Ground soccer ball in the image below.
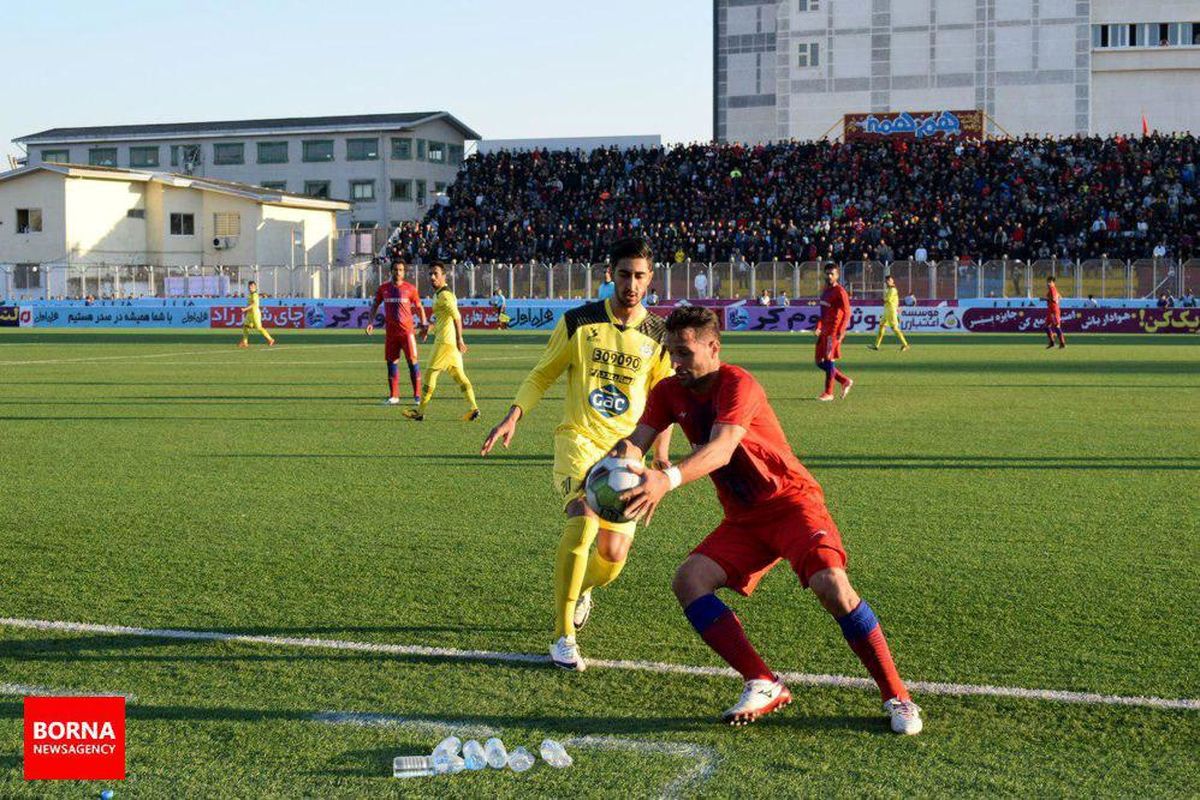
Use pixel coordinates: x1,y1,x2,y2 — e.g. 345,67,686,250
585,457,643,524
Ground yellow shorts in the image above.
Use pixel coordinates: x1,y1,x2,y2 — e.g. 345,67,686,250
429,344,463,372
880,313,900,328
243,315,263,331
552,430,636,537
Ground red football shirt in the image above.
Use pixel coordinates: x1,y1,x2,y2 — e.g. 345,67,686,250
1046,285,1061,315
639,364,823,515
374,281,421,331
817,284,850,336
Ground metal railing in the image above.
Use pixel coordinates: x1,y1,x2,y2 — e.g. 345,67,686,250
1,258,1195,302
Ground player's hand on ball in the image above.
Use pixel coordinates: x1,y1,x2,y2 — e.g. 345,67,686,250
650,457,672,470
607,439,642,462
619,462,669,526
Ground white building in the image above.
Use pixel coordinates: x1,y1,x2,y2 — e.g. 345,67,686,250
13,111,480,228
714,0,1200,142
0,164,350,298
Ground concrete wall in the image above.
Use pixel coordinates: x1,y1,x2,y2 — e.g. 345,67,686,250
1093,49,1200,134
63,176,147,265
256,203,338,267
0,170,67,265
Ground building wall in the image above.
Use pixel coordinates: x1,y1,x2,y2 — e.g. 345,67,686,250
257,203,338,267
63,176,148,265
199,193,261,269
717,0,1200,142
152,184,206,266
23,118,466,227
0,170,67,266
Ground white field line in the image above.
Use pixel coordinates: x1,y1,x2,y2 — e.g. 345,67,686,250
2,617,1196,712
0,349,217,366
0,682,136,701
311,711,717,799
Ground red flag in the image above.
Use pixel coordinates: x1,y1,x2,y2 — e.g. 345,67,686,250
1142,113,1150,137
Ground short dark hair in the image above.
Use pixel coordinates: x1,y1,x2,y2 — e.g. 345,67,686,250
665,305,720,341
824,262,838,272
1047,275,1056,283
609,236,653,267
429,262,446,274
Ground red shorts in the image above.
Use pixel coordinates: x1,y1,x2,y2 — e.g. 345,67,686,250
815,334,841,362
693,493,848,596
385,329,418,363
1046,312,1061,327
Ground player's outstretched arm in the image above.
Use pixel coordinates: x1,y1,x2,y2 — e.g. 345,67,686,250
365,300,381,335
621,423,747,523
481,405,523,455
650,425,674,469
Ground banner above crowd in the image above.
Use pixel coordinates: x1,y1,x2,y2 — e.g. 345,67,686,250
845,109,984,141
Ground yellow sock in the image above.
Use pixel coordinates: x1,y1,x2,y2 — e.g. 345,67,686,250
457,373,478,410
580,549,625,594
553,515,598,638
419,369,440,414
896,325,909,347
874,326,885,348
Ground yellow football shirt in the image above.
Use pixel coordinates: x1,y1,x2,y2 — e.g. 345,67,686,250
513,299,673,448
883,287,899,316
245,290,262,323
431,286,461,345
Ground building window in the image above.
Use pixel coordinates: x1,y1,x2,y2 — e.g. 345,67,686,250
126,208,146,219
15,264,41,290
169,213,195,236
391,179,412,201
303,140,334,162
416,179,427,205
213,212,241,236
391,138,413,160
257,141,289,164
798,0,819,10
352,220,377,230
428,141,446,163
259,181,287,191
797,41,820,67
434,182,447,193
41,149,69,164
350,180,376,201
213,143,245,165
129,146,160,168
16,208,43,233
304,180,331,198
416,139,427,160
346,138,379,161
447,144,464,166
89,148,117,167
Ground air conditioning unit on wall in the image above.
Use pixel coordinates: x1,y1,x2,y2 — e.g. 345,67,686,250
213,236,238,250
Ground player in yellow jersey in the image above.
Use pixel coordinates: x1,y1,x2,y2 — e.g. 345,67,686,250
871,274,909,351
481,237,674,671
238,281,276,348
404,263,479,422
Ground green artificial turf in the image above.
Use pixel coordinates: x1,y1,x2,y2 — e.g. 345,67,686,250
1,329,1197,798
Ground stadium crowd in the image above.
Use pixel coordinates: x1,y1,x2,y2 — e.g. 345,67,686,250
384,134,1199,266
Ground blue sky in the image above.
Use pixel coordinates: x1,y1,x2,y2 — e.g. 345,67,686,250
2,0,713,163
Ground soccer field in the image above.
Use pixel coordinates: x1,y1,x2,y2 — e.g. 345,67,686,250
1,329,1197,798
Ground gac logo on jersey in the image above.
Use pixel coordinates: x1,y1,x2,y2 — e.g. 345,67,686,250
588,384,630,418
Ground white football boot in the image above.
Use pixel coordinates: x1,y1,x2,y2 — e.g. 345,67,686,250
550,636,586,672
883,697,923,735
573,590,593,631
383,396,400,406
721,678,792,726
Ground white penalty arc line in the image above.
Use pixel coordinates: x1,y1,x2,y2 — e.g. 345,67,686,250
2,617,1196,712
311,711,717,800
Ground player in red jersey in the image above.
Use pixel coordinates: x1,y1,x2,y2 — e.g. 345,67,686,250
1044,275,1066,349
366,260,429,405
814,263,853,401
610,306,922,734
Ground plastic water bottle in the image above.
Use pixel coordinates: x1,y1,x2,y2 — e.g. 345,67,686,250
484,737,508,769
463,739,487,770
539,739,573,768
393,755,435,778
432,752,465,775
507,745,535,772
433,736,461,758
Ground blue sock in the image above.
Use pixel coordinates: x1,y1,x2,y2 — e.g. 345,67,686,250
387,362,399,381
684,593,730,634
837,600,879,643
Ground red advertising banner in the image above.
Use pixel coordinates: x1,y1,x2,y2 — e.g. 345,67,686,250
845,110,984,141
24,696,125,781
209,306,307,329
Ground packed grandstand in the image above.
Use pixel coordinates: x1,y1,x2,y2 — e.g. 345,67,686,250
384,134,1199,267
